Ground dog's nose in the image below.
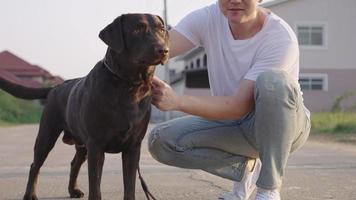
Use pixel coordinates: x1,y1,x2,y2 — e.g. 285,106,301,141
155,46,169,56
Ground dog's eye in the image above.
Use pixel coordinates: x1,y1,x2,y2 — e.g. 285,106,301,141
133,29,141,34
159,26,166,34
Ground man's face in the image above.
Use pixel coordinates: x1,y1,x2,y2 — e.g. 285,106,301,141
219,0,261,23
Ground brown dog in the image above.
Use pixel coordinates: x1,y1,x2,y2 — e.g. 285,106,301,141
0,14,169,200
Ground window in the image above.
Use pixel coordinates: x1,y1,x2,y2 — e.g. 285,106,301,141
196,58,200,68
185,70,210,88
296,23,326,47
203,54,207,67
190,62,194,69
299,74,328,91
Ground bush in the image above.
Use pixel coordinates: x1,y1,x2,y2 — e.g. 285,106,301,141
0,90,42,124
311,112,356,134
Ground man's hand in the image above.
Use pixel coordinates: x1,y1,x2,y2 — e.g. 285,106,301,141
151,76,180,111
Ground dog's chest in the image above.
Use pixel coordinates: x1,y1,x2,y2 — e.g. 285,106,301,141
130,70,154,103
103,96,151,153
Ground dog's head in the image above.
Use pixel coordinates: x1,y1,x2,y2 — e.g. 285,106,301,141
99,14,169,66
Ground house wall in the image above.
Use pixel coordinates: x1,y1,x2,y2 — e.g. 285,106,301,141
265,0,356,112
267,0,356,70
301,68,356,112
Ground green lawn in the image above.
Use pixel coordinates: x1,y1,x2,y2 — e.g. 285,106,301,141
0,90,42,125
311,112,356,143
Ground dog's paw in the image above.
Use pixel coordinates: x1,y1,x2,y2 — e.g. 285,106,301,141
23,194,38,200
70,189,85,198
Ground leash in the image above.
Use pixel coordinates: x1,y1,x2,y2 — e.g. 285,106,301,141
102,58,142,86
138,165,157,200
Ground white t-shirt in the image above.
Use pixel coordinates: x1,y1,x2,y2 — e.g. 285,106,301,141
174,2,300,97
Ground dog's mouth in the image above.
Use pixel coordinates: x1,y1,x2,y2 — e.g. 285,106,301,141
156,55,169,65
138,55,169,66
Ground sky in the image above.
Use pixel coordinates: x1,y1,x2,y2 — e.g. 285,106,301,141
0,0,273,79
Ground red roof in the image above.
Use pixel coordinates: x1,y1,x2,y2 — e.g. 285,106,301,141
48,76,64,85
0,51,40,70
0,69,43,88
0,50,64,87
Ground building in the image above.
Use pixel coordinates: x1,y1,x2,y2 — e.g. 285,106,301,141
171,0,356,112
0,50,63,87
176,47,210,96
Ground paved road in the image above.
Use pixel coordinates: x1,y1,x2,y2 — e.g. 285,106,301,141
0,124,355,200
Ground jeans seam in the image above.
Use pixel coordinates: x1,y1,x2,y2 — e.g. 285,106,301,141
172,122,246,166
175,121,239,148
185,147,236,162
291,112,311,148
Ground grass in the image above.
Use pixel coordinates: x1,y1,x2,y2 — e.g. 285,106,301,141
0,90,42,125
0,119,14,126
311,112,356,134
311,112,356,143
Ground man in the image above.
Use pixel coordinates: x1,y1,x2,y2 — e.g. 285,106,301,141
148,0,311,199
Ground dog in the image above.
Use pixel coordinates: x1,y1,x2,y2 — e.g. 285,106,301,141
0,13,169,200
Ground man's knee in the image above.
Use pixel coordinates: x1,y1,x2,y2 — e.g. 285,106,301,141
148,122,177,164
255,69,296,105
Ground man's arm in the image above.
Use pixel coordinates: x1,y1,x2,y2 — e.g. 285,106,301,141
168,30,195,58
152,77,255,120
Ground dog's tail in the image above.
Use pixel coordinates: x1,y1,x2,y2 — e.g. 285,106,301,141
138,165,157,200
0,77,52,99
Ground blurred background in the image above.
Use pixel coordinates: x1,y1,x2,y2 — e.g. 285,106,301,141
0,0,355,142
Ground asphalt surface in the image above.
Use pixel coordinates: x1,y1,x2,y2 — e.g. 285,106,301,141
0,124,355,200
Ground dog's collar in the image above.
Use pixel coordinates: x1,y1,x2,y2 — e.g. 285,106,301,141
102,59,142,86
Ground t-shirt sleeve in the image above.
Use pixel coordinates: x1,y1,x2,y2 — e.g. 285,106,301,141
244,38,299,81
173,7,210,46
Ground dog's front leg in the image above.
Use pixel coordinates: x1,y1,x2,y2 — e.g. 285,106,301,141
122,145,141,200
68,145,87,198
87,140,105,200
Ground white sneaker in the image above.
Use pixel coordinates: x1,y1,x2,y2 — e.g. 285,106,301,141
218,159,262,200
218,192,243,200
255,188,280,200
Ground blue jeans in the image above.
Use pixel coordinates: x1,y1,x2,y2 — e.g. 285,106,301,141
148,69,311,189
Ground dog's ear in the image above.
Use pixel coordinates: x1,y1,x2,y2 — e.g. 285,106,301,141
156,15,165,27
99,15,125,53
